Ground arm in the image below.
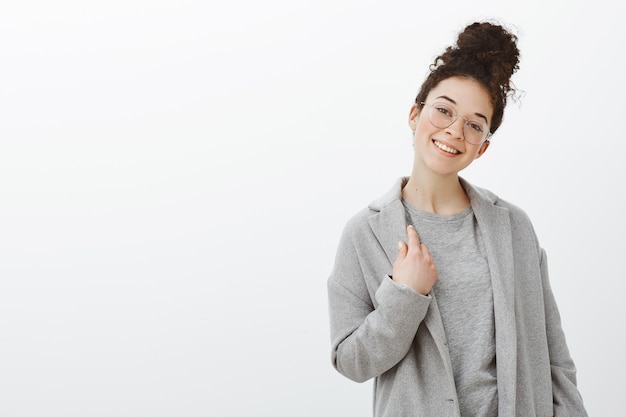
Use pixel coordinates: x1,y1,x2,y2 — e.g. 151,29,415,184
327,224,434,383
540,249,588,417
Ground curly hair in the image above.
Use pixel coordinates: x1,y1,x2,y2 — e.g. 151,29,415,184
414,21,521,134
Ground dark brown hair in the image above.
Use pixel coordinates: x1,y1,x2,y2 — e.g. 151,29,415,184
414,21,520,134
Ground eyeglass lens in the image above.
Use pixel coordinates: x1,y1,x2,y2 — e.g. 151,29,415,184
428,102,487,145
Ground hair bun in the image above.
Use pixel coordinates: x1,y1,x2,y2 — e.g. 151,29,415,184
449,21,520,80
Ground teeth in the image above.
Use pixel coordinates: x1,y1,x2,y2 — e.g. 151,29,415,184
434,140,459,154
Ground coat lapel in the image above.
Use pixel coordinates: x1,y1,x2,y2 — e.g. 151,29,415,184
367,178,457,381
367,198,407,264
462,178,518,416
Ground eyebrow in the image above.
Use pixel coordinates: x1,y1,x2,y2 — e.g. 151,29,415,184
435,95,489,124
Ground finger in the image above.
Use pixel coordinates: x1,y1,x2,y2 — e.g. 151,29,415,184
396,241,407,260
420,243,431,257
407,225,421,249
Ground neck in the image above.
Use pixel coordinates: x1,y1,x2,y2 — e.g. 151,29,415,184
402,173,470,215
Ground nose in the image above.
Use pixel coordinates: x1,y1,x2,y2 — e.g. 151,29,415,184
445,117,466,140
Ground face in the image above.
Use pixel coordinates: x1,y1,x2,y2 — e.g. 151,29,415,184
408,76,493,177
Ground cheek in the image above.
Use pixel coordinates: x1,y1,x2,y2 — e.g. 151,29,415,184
414,116,436,140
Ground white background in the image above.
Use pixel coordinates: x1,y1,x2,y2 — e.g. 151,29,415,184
1,1,624,416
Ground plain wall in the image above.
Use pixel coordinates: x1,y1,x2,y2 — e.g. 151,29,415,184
1,1,624,416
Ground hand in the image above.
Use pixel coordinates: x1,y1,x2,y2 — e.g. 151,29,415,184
392,225,438,295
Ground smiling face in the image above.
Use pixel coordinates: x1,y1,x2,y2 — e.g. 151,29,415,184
409,76,493,178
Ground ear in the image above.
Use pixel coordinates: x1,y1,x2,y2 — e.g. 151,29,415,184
474,140,490,159
408,103,420,130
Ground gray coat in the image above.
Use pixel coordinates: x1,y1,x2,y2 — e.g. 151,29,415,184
328,177,587,417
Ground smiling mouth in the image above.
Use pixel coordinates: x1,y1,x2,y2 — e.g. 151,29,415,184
433,139,460,155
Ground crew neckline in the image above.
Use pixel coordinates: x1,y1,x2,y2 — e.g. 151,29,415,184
402,198,473,222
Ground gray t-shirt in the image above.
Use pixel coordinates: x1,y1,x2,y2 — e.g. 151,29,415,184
403,200,498,417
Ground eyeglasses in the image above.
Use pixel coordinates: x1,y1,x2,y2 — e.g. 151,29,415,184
420,101,491,145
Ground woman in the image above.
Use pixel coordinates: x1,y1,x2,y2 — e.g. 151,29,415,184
327,21,588,417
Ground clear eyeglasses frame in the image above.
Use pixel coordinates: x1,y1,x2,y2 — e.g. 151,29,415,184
419,101,491,145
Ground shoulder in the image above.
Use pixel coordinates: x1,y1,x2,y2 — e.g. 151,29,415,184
494,194,533,224
468,181,541,251
462,177,533,224
340,206,377,242
341,177,405,238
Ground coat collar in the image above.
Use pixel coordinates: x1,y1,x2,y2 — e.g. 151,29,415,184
367,177,518,414
366,177,502,264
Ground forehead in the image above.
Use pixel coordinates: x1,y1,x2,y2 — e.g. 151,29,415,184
427,77,493,122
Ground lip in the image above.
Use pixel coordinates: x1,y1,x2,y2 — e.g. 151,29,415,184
432,139,462,156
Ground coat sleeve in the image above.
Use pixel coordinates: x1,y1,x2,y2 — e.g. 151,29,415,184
327,219,431,383
540,249,588,417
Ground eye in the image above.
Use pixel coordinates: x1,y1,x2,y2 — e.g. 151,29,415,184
434,104,453,117
468,121,484,133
